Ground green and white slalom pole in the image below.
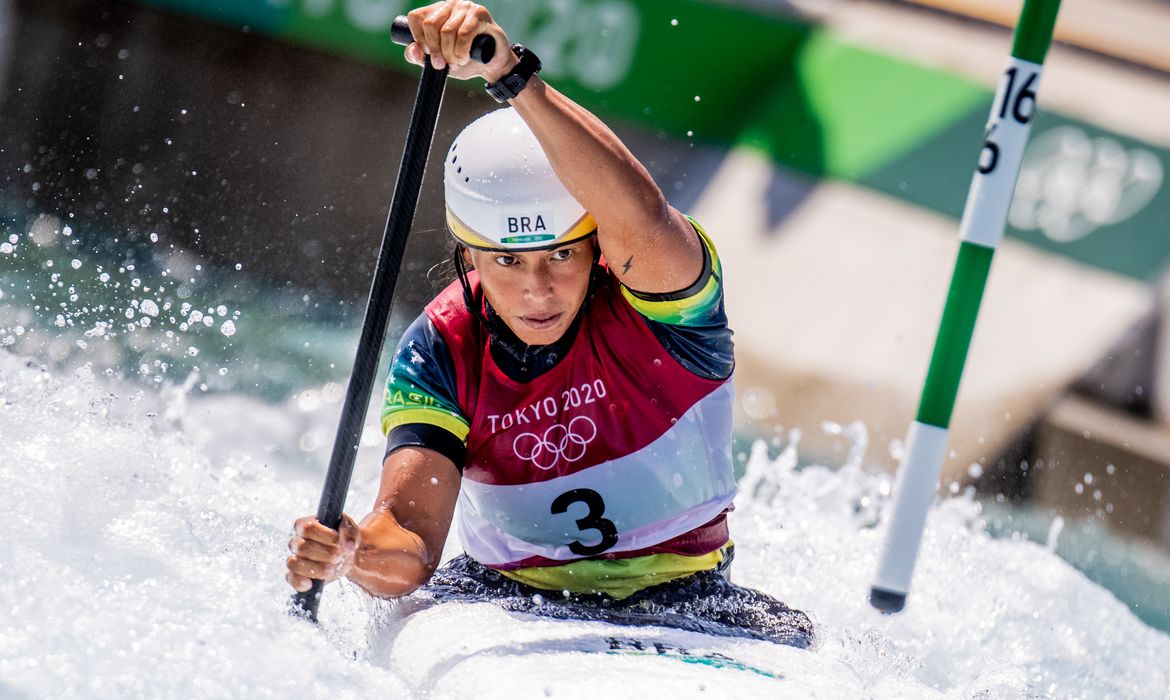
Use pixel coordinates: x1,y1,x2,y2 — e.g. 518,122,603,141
869,0,1061,614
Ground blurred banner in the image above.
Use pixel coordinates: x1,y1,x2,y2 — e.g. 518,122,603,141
133,0,811,145
131,0,1168,283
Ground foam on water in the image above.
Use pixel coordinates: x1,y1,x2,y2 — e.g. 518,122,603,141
2,352,1168,698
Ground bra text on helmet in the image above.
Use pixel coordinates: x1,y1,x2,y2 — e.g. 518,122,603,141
507,215,547,233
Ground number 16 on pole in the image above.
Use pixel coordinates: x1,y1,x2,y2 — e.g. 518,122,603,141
869,0,1061,614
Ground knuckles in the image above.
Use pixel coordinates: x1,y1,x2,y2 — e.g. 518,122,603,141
286,556,332,579
411,1,491,44
286,515,354,590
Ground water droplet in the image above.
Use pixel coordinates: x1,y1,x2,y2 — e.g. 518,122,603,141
670,18,678,26
693,95,701,102
742,386,777,420
219,320,236,337
187,346,199,357
0,243,12,254
141,300,160,317
70,259,82,269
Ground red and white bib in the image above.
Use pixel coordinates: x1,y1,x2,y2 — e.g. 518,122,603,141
426,270,735,569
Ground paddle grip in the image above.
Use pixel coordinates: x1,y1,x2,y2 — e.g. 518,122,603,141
390,16,496,64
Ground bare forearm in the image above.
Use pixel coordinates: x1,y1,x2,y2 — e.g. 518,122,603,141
511,77,670,234
345,511,437,598
347,549,431,598
510,77,701,292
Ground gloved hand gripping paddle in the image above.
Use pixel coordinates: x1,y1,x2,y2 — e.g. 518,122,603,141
289,18,495,623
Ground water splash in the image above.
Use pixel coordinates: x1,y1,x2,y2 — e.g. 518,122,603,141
0,354,1168,697
0,212,358,401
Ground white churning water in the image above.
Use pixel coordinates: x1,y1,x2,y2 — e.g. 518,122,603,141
1,351,1168,698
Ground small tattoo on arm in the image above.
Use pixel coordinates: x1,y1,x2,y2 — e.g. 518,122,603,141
622,255,633,274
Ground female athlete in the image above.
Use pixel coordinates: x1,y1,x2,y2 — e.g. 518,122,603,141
286,0,812,646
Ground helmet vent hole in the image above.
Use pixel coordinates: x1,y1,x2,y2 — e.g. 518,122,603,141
464,177,470,182
457,166,462,173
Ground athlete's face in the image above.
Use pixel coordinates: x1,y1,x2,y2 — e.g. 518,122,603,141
467,240,595,346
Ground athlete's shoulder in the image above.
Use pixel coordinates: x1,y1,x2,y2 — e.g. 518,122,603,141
617,216,726,328
426,273,489,357
426,276,473,326
381,310,470,466
608,217,734,380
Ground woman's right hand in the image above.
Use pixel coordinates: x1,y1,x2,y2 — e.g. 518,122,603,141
286,447,461,598
285,513,360,593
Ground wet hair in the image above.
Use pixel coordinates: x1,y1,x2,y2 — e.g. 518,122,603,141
427,235,463,290
452,241,491,329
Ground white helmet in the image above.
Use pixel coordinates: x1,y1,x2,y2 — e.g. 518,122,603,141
443,108,596,252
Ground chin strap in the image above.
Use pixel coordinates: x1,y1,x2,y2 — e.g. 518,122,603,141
453,245,491,330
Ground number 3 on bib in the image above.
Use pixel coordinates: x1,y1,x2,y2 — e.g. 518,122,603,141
551,488,619,556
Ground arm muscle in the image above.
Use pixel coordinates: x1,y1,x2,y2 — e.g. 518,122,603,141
346,446,460,598
511,79,703,294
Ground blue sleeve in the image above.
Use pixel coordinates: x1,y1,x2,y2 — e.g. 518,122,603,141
380,312,468,469
618,217,734,381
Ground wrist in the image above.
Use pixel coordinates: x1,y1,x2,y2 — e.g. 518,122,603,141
485,44,541,103
484,50,520,84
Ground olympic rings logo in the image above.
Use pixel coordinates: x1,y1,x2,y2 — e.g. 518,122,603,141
1010,126,1163,244
512,415,597,471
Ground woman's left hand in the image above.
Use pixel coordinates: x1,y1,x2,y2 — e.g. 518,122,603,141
404,1,518,82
